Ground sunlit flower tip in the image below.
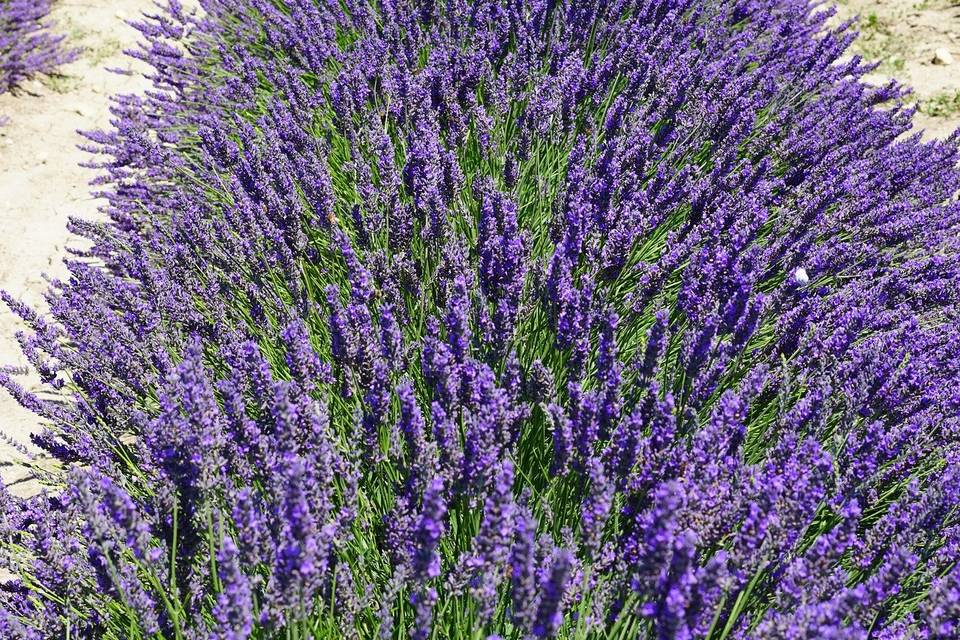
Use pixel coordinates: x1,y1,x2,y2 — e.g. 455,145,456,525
793,267,810,285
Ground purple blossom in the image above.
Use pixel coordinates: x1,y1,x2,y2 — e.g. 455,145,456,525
533,549,574,638
412,477,447,583
459,459,516,620
212,535,254,640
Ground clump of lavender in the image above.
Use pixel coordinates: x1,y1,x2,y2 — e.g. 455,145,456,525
2,0,960,638
0,0,75,94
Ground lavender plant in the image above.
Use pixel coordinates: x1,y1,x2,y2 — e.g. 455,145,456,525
2,0,960,638
0,0,75,94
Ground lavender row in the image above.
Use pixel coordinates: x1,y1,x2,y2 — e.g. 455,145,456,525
2,0,960,638
0,0,75,94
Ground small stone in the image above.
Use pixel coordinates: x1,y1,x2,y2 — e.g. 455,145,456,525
793,267,810,285
23,79,44,94
933,48,954,65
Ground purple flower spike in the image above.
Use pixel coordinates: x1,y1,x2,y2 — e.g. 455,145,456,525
533,550,574,638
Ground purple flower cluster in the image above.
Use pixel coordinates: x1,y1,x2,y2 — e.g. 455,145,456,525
2,0,960,637
0,0,75,94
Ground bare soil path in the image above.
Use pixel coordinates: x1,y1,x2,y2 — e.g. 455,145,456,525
0,0,155,487
835,0,960,138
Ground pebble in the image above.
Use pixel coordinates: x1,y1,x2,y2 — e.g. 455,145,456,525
933,48,954,65
23,79,44,94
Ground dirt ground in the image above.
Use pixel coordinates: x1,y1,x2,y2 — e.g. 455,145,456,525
0,0,155,487
0,0,957,489
835,0,960,139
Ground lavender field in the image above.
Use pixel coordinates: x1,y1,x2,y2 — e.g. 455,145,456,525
1,0,960,638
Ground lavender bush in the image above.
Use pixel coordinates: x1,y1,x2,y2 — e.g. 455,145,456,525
2,0,960,637
0,0,75,94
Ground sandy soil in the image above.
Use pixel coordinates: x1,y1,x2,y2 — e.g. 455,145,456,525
835,0,960,138
0,0,155,487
